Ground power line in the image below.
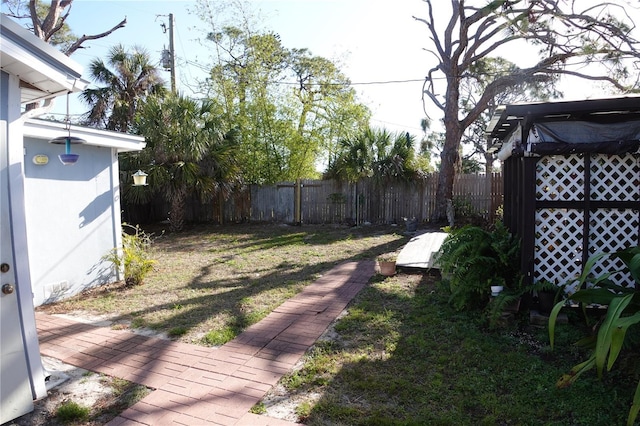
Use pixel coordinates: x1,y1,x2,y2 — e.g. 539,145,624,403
182,60,426,87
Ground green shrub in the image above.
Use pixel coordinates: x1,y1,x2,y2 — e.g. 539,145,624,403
103,224,156,286
436,222,520,311
55,401,90,424
452,195,487,226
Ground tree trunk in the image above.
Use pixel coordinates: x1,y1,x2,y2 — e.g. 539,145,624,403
485,151,494,221
169,189,186,232
431,106,463,223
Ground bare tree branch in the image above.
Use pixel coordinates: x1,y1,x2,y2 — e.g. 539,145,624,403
64,17,127,55
414,0,640,221
26,0,127,57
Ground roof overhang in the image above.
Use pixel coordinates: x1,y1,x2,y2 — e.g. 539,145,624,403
1,14,89,104
24,119,146,153
486,96,640,142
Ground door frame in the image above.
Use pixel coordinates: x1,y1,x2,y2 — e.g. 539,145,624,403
4,73,47,401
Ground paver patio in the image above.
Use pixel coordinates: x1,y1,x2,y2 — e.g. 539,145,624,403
35,260,375,425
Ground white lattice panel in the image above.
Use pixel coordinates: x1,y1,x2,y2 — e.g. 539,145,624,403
534,208,583,287
536,155,585,201
590,154,640,202
589,209,639,288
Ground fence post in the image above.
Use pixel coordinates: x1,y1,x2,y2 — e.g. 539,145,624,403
294,178,302,225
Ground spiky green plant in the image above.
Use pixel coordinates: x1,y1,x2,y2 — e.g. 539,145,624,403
549,245,640,426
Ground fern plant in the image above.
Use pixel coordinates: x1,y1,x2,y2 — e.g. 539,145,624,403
436,222,520,311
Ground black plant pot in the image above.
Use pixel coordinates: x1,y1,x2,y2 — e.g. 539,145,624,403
537,290,556,314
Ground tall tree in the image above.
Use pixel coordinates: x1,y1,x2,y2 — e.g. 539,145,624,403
415,0,640,222
80,44,166,132
203,25,292,183
461,57,561,174
286,48,369,180
193,0,370,183
3,0,126,55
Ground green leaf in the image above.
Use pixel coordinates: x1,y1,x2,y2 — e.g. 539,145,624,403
594,295,633,378
577,252,610,286
613,247,640,283
608,312,640,371
569,287,621,305
557,356,596,389
548,300,567,350
628,379,640,426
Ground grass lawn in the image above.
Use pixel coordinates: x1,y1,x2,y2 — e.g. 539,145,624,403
279,272,639,425
38,224,639,425
39,223,408,345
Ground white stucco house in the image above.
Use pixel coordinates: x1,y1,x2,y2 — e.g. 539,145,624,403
23,119,145,307
1,14,145,423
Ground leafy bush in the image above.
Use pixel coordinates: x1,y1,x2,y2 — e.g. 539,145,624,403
452,195,487,226
103,224,156,286
549,245,640,426
436,222,520,311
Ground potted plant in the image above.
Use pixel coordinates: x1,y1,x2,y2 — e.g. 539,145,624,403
376,253,398,276
490,278,505,297
404,217,418,233
534,280,563,314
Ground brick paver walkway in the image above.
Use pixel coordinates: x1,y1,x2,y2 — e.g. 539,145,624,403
36,261,375,425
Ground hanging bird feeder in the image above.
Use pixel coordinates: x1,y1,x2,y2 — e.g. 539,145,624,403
132,170,148,186
48,93,85,165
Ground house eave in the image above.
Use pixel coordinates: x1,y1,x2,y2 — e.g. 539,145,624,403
24,119,146,152
0,15,89,104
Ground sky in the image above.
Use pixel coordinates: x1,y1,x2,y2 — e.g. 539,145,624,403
5,0,639,137
15,0,432,135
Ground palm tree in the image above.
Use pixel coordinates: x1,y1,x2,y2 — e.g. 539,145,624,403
371,129,422,183
81,44,166,132
325,127,422,225
132,94,239,231
327,127,420,183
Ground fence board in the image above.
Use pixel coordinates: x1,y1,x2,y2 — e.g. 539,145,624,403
126,173,503,225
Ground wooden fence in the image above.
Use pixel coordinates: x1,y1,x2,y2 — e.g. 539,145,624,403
125,173,503,225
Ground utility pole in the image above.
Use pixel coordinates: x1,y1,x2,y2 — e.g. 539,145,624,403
168,13,176,93
159,14,176,93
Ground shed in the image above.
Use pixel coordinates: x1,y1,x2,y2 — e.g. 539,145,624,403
486,97,640,292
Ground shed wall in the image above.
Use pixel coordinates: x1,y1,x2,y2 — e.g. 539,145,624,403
517,152,640,290
23,138,121,306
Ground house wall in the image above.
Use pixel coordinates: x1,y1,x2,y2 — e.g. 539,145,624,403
23,137,122,306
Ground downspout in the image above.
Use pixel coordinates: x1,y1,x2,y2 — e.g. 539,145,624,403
20,96,56,120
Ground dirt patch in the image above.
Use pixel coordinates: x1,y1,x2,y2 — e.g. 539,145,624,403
256,309,349,422
261,383,322,422
7,357,122,426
